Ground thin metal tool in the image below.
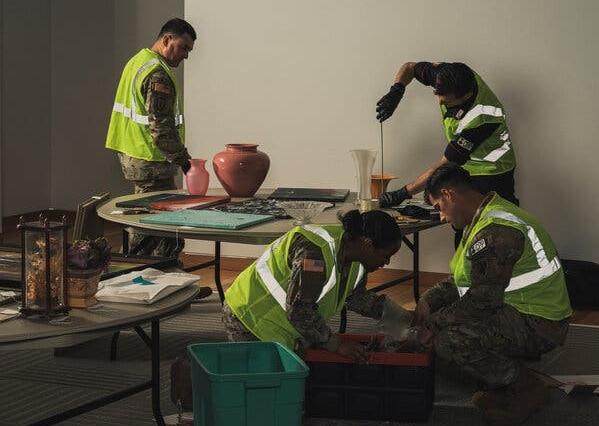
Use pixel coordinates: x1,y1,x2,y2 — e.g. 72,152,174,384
380,121,384,196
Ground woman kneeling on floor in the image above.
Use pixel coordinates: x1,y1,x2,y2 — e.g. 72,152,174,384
223,209,408,362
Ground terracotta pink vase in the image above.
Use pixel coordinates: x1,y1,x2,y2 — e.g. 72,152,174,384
212,144,270,197
185,159,210,195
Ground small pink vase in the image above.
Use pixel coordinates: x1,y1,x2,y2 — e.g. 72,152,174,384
185,159,210,195
212,144,270,197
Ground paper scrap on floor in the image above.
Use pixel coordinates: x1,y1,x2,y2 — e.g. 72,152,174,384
96,268,199,304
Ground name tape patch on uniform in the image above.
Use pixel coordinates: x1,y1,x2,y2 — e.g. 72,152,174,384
469,238,487,256
457,136,474,151
303,258,325,273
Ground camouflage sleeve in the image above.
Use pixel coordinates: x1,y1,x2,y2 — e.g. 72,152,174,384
421,275,459,313
285,235,338,352
427,224,524,333
345,274,386,320
143,69,190,168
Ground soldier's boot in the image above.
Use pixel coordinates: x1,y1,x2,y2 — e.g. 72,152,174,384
472,369,548,426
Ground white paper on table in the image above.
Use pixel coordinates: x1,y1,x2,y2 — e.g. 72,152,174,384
0,308,20,323
550,375,599,395
96,268,200,304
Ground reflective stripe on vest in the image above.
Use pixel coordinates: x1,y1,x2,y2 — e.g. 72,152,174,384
456,104,504,134
455,104,513,165
111,58,184,127
254,226,364,310
470,130,511,162
112,102,183,126
483,210,562,293
302,225,365,298
458,255,564,300
254,235,287,309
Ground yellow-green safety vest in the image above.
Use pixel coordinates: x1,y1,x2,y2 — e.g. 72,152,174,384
450,193,572,320
105,48,185,161
442,74,516,176
225,225,366,349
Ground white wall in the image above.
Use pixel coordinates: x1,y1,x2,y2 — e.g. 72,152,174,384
114,0,185,91
50,0,122,209
50,0,184,209
184,0,599,272
1,0,52,216
0,2,3,232
0,0,184,217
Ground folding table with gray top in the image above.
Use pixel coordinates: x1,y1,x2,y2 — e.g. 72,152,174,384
0,285,199,426
98,189,445,315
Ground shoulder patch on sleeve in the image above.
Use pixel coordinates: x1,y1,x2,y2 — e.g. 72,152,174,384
303,258,325,273
468,238,487,257
151,82,173,95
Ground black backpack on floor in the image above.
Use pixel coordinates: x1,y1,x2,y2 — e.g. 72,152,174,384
562,259,599,309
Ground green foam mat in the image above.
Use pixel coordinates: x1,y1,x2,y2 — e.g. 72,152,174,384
140,209,275,230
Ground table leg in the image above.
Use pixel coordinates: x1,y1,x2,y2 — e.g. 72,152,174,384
412,232,420,302
26,321,169,425
340,232,421,333
184,241,225,304
110,331,120,361
28,382,152,426
151,320,166,426
122,228,129,255
369,232,420,298
214,241,224,304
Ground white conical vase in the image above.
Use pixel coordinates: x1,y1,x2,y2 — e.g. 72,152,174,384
350,149,377,212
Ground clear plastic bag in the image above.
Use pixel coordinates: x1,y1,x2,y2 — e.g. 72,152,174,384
377,301,428,353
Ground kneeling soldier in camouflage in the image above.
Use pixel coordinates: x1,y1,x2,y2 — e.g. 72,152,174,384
415,163,571,426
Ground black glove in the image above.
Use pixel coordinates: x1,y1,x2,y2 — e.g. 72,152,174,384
181,159,191,175
399,205,432,219
376,82,406,122
380,186,411,208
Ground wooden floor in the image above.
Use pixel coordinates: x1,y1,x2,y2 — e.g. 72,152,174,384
2,214,598,325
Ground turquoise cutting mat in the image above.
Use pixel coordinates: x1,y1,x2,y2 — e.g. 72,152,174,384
140,209,275,230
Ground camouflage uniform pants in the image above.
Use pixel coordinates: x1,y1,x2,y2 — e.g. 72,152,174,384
118,153,184,258
222,302,259,342
432,303,568,389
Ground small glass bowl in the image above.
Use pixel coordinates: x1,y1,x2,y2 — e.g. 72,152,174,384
277,201,333,225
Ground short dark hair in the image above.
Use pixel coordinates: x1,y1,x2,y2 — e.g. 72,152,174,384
340,210,402,249
434,62,475,98
425,163,478,200
158,18,197,41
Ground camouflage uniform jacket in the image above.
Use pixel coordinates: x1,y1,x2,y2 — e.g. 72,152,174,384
286,234,386,353
423,194,568,346
119,68,190,181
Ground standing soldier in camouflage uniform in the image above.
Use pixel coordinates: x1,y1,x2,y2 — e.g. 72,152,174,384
105,18,195,258
223,210,411,360
414,164,571,426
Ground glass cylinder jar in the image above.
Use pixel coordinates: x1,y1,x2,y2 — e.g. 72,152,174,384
18,215,69,318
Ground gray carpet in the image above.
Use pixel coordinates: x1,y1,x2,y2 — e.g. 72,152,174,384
0,294,598,426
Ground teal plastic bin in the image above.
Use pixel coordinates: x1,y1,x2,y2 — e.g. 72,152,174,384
187,341,309,426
